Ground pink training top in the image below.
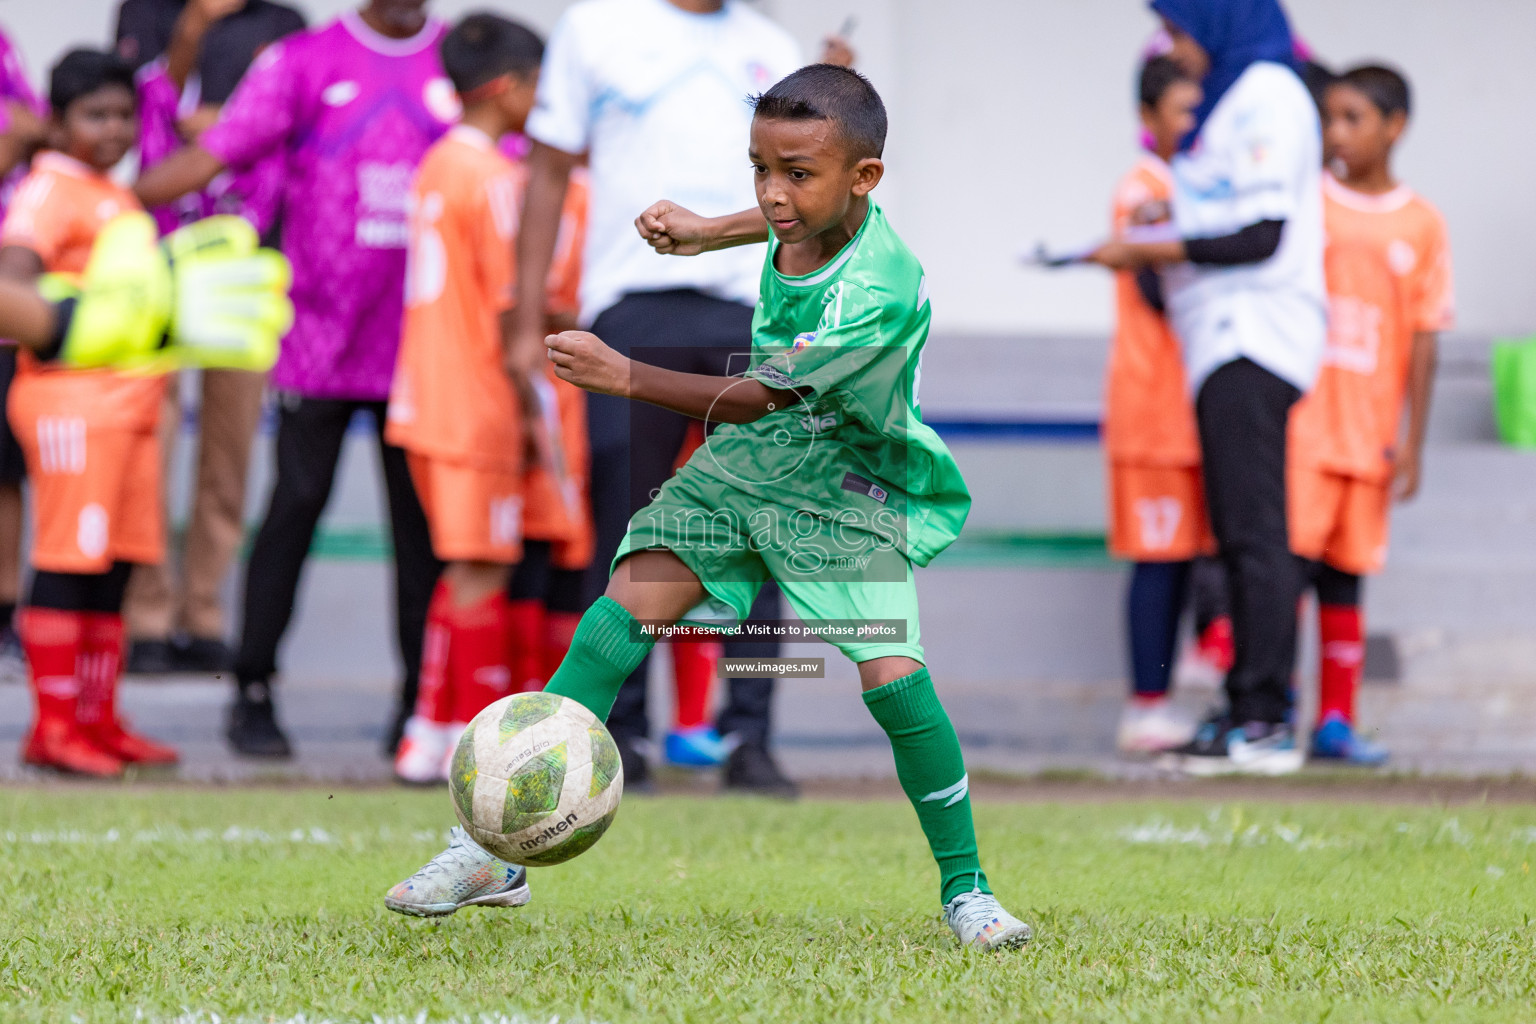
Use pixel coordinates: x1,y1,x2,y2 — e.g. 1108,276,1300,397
137,60,286,240
200,12,457,400
0,27,44,217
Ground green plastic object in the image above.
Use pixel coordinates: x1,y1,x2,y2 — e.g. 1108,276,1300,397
1491,336,1536,447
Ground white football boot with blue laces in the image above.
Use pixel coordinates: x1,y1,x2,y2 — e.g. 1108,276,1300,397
943,889,1032,950
385,826,531,918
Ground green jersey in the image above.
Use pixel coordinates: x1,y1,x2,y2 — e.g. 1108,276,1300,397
684,202,970,567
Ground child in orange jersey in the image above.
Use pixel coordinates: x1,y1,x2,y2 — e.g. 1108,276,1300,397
503,161,596,697
1289,65,1452,764
1104,56,1213,755
386,13,557,783
0,49,176,776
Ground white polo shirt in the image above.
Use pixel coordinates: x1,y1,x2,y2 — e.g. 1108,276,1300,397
1163,61,1326,394
525,0,802,325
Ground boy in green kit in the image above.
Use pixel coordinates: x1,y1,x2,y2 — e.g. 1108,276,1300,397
385,64,1030,952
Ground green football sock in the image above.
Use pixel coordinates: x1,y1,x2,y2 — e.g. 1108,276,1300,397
543,597,655,722
863,668,990,905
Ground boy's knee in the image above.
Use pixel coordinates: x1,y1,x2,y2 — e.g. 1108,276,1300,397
857,655,925,692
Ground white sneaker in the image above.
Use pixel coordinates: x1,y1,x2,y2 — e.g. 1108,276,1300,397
1116,698,1198,755
1172,644,1225,692
385,826,531,918
943,890,1032,950
393,716,453,785
440,721,468,779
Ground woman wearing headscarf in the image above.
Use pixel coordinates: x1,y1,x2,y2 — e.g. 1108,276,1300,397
1091,0,1323,775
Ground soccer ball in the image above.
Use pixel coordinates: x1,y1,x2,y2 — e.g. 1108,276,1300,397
448,692,624,866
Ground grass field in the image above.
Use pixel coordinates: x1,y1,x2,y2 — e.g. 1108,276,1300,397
3,786,1535,1023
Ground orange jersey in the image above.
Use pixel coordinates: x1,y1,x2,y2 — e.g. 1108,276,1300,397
390,127,523,470
1102,157,1200,466
1290,176,1454,481
388,128,590,470
1,153,163,430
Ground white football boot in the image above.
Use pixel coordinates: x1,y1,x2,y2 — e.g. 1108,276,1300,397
393,716,454,785
1116,698,1198,755
385,826,531,918
440,721,468,780
943,889,1032,951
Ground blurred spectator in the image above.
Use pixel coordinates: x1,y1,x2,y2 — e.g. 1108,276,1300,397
1103,56,1207,756
136,0,455,757
4,48,179,777
0,24,45,684
509,0,848,794
121,0,304,675
1093,0,1325,773
115,0,305,104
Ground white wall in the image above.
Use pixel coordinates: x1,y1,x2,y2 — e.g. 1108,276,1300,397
5,0,1533,337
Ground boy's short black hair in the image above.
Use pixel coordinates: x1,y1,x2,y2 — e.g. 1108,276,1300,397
752,64,887,161
49,48,135,115
1334,64,1411,118
440,12,544,96
1138,55,1189,108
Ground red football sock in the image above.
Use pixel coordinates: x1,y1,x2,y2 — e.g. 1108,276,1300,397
21,608,84,732
671,640,720,730
1197,615,1235,673
78,612,178,764
541,610,580,682
446,591,514,724
75,612,125,728
505,597,545,694
413,582,456,725
1317,603,1364,724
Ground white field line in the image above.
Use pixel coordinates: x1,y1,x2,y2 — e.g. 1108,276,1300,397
1119,813,1536,850
1116,819,1343,850
127,1014,606,1024
5,826,452,846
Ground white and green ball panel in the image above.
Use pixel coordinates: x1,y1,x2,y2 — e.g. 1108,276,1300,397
450,692,624,867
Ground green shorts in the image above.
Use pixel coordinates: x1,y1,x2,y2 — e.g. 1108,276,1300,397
614,467,923,664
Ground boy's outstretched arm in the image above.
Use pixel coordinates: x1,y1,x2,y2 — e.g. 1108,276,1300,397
546,330,802,424
510,141,580,384
135,144,227,208
1395,330,1438,501
635,202,769,256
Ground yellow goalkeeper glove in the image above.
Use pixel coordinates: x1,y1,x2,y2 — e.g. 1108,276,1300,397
39,212,171,369
159,214,292,371
41,211,292,373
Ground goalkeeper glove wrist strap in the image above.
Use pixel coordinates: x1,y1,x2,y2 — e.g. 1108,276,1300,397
38,297,77,364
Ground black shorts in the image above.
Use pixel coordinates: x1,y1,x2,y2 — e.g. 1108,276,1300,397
0,349,25,484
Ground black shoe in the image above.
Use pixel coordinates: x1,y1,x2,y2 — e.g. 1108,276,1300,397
1162,711,1303,777
723,739,798,798
614,733,653,793
126,639,178,675
174,636,233,674
226,682,293,758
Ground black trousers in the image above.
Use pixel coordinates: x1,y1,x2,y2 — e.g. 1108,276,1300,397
234,394,441,713
1195,358,1302,724
587,289,778,745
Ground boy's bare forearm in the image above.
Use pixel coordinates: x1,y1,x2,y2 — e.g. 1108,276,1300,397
1403,330,1438,458
626,361,790,423
512,143,578,340
0,245,43,284
701,208,771,250
135,145,225,208
0,280,59,348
